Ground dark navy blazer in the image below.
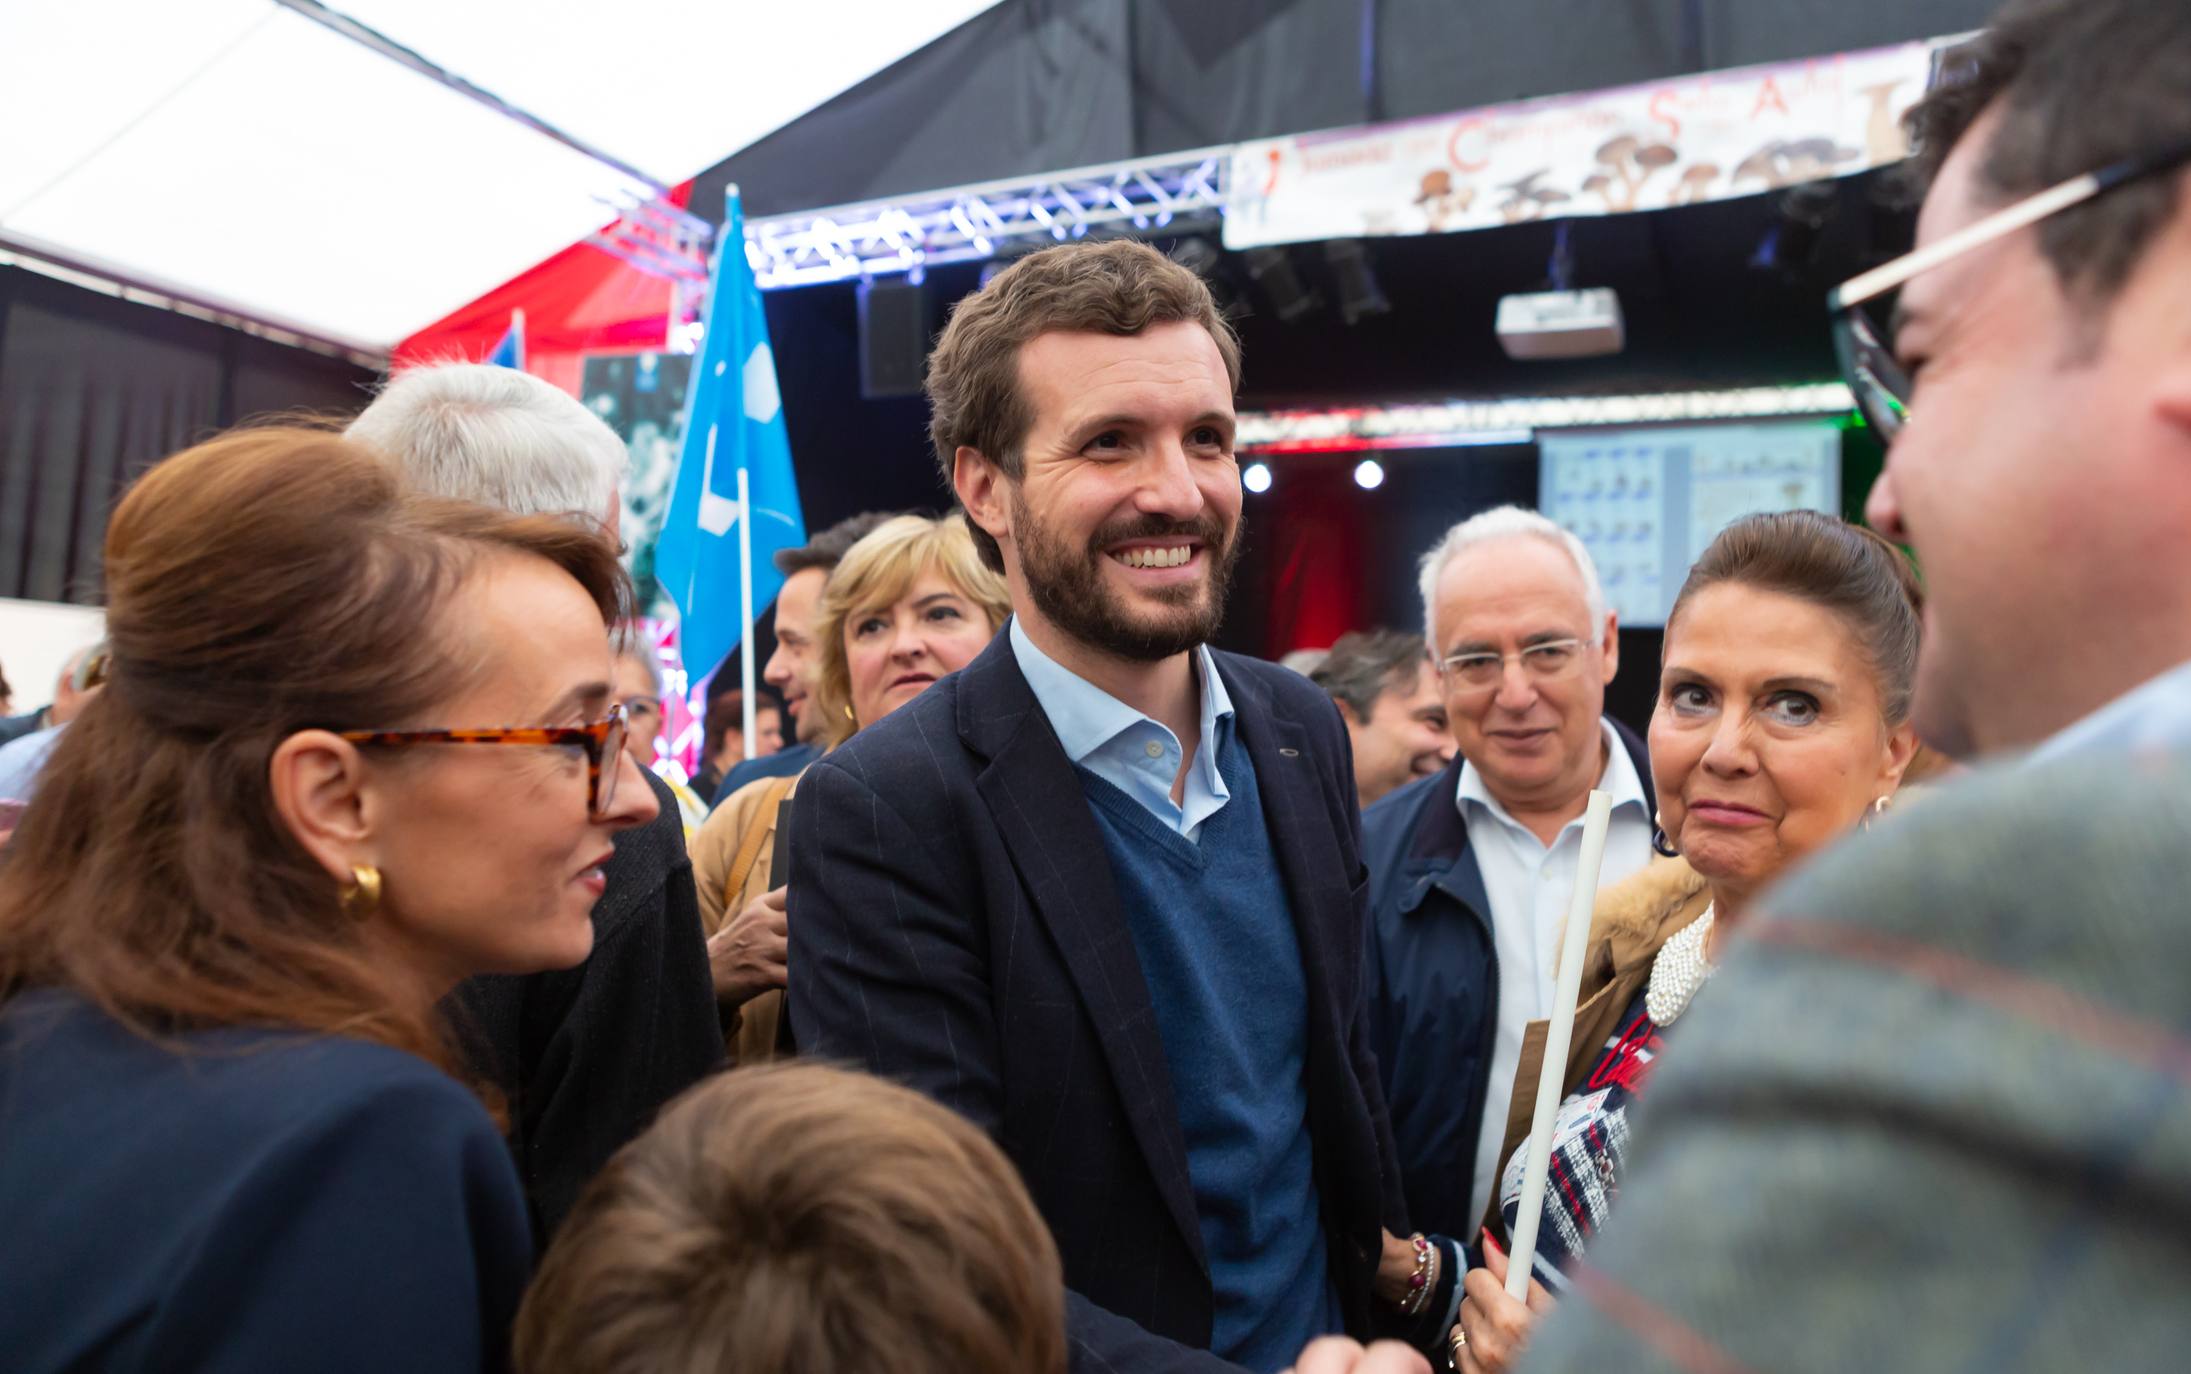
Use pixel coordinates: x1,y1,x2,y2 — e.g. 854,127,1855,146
0,989,531,1373
1358,718,1653,1241
788,632,1454,1373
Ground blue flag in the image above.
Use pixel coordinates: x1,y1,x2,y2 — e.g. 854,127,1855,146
486,309,525,369
655,190,807,685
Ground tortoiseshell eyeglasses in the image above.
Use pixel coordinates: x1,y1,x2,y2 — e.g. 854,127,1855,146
339,703,630,816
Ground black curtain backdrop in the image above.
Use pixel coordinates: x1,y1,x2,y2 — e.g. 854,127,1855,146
0,267,377,605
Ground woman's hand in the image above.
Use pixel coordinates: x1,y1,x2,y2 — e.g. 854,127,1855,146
707,886,788,1006
1373,1229,1426,1305
1283,1336,1431,1374
1451,1234,1554,1374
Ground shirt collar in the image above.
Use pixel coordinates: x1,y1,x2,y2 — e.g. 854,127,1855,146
2026,656,2191,765
1008,616,1234,766
1456,718,1649,829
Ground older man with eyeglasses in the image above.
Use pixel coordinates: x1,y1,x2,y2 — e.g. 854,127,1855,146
1359,505,1655,1250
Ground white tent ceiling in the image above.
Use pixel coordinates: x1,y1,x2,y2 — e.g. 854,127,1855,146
0,0,999,352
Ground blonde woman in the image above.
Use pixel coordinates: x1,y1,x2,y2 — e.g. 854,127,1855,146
691,514,1011,1063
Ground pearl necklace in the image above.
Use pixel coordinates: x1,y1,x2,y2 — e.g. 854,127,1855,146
1645,906,1716,1028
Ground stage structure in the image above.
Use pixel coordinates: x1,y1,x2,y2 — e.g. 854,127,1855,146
733,35,1962,296
741,146,1229,290
1234,383,1859,455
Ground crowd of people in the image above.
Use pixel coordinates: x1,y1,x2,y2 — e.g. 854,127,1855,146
2,1,2188,1369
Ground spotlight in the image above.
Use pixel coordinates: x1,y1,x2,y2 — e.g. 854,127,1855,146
1324,240,1389,326
1353,459,1385,490
1244,247,1318,323
1242,462,1273,493
1750,181,1840,276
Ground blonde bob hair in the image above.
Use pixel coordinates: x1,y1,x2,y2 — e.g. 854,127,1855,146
810,513,1011,745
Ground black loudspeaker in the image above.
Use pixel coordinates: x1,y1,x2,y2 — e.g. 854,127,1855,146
858,279,928,398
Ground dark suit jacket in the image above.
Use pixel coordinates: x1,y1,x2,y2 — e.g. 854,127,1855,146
788,634,1453,1373
450,769,724,1241
1527,753,2191,1373
1357,719,1653,1240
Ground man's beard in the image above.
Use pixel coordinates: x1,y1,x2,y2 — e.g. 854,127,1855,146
1010,489,1241,663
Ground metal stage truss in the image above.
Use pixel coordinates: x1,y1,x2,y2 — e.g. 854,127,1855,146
587,194,717,327
741,146,1231,290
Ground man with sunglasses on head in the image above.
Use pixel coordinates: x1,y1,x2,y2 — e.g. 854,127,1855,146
347,364,723,1241
1359,507,1654,1249
1525,5,2191,1371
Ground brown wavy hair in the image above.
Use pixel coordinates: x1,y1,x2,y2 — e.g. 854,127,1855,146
515,1061,1066,1374
0,426,629,1098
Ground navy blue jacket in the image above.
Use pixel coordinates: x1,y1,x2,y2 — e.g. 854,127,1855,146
1359,719,1652,1241
788,633,1455,1373
710,739,819,807
0,989,531,1373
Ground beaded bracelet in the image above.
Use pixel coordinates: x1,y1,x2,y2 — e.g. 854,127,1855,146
1402,1232,1438,1316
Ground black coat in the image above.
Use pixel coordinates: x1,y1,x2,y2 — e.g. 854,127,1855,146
449,768,724,1240
788,633,1454,1373
1358,719,1653,1241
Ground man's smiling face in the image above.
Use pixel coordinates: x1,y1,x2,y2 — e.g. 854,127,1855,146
991,320,1242,662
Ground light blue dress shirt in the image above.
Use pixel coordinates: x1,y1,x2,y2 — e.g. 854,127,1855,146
2027,656,2191,764
1008,617,1235,842
0,723,65,800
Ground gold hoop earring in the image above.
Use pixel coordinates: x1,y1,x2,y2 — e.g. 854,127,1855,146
843,704,856,721
341,864,382,919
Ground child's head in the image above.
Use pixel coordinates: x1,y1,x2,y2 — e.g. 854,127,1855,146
514,1062,1066,1374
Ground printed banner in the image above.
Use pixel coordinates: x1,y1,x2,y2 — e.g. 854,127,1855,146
1223,40,1940,249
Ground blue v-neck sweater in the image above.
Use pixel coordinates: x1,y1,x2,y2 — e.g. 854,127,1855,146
1077,725,1342,1372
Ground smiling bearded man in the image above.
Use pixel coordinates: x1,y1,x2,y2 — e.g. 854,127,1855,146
785,239,1458,1374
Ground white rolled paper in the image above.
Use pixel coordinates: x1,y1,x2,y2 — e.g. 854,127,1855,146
1503,788,1614,1300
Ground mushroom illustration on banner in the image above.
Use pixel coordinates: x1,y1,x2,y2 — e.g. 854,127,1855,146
1415,168,1477,230
1591,135,1680,211
1734,138,1862,190
1499,170,1567,223
1668,162,1721,205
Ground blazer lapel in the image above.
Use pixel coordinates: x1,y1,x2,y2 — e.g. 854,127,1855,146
957,637,1207,1271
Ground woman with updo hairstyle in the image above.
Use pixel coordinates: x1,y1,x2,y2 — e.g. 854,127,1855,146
1451,511,1922,1374
0,428,658,1372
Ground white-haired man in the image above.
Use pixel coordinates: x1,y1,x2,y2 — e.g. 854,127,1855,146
347,364,723,1239
1358,505,1656,1243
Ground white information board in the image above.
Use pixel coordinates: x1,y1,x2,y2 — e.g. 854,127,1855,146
1538,421,1841,627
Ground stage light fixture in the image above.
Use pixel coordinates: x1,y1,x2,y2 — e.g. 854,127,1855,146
1244,246,1319,323
1242,462,1273,493
1353,459,1386,490
1324,240,1389,326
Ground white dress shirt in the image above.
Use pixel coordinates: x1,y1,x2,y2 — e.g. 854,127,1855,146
1456,720,1653,1229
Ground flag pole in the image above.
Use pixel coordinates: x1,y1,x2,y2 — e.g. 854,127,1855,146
1505,788,1614,1298
737,464,756,761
